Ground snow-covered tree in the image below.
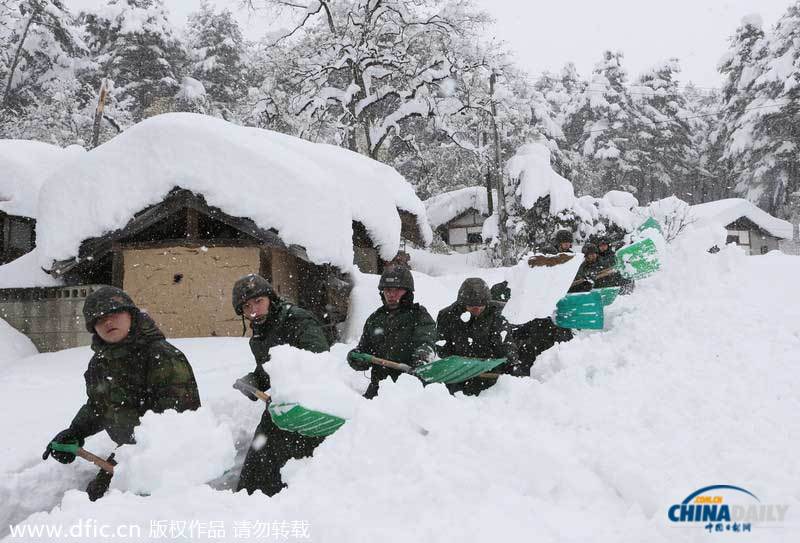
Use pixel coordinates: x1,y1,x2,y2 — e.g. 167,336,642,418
81,0,185,122
629,59,693,201
185,1,246,119
726,5,800,219
1,0,85,113
562,51,638,197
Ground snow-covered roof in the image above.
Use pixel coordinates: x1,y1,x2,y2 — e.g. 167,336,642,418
690,198,793,240
0,250,62,289
0,140,81,219
424,186,495,228
36,113,432,271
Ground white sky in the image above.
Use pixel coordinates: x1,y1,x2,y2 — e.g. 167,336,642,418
65,0,793,88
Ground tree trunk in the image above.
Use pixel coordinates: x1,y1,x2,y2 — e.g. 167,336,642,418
2,7,38,108
489,71,512,265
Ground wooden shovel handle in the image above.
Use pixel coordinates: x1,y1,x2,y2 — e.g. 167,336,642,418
234,379,272,403
367,356,413,373
77,448,115,474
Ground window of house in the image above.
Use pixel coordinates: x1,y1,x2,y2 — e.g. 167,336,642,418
726,229,750,246
448,227,467,245
467,232,482,244
761,245,769,254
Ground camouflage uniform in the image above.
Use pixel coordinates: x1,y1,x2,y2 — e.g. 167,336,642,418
43,286,200,500
347,267,436,399
231,274,330,497
436,278,521,396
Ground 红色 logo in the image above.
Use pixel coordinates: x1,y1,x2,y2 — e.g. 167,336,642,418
668,485,789,534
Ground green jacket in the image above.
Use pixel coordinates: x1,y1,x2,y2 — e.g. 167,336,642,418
246,300,330,391
349,298,436,398
69,312,201,445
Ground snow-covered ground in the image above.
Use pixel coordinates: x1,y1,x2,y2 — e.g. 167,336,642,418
2,229,799,542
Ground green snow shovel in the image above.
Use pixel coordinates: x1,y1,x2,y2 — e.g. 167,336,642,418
555,291,604,329
595,286,620,306
234,379,346,438
615,237,660,280
413,356,506,384
49,441,116,474
349,352,503,385
636,217,663,234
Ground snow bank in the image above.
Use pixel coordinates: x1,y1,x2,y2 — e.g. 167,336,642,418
0,318,37,368
2,243,800,541
36,113,431,271
690,198,794,240
0,250,62,288
0,140,81,219
505,142,575,213
424,186,494,228
406,246,491,276
112,408,236,496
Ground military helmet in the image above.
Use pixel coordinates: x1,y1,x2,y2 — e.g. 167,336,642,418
232,274,274,316
582,243,599,256
555,229,573,244
457,278,491,307
378,266,414,292
83,286,137,333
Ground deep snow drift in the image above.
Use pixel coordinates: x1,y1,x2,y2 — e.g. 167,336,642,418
1,230,799,542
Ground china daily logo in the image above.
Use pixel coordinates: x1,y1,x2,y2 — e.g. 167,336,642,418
668,485,789,534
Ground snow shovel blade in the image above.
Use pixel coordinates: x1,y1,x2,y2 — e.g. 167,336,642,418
414,356,506,384
615,238,660,280
595,286,620,306
636,217,662,234
555,291,604,329
268,403,346,437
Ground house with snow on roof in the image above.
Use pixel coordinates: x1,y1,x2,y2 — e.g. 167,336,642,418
0,113,431,351
0,141,81,265
424,186,496,253
690,198,796,255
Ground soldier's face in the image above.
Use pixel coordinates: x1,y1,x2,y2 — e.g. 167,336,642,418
559,242,572,252
599,243,609,253
243,296,270,322
587,253,598,263
95,311,132,344
382,288,407,308
465,305,485,317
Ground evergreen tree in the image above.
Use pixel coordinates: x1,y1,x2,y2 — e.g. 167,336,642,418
81,0,185,121
185,1,246,119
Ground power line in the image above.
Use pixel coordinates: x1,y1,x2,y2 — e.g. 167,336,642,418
580,100,792,135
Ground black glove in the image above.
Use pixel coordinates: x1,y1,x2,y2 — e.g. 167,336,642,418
347,350,371,371
86,454,116,502
233,373,260,401
42,428,85,464
411,345,435,367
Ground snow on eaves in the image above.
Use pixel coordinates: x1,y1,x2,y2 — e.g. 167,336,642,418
690,198,793,240
0,140,82,219
36,113,431,271
424,186,496,229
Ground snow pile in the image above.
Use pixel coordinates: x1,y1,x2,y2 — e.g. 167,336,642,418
406,246,492,276
424,186,495,228
505,142,575,213
267,345,364,419
111,408,236,496
0,140,81,219
0,318,37,367
36,113,431,271
2,237,800,541
501,253,583,324
690,198,794,240
0,250,62,288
